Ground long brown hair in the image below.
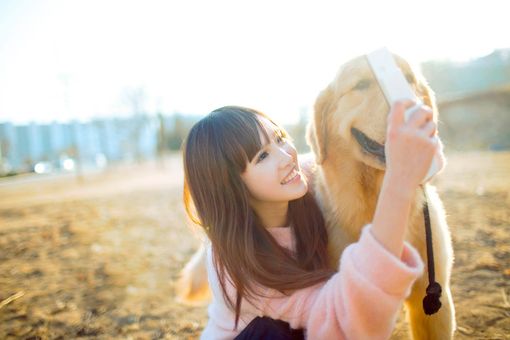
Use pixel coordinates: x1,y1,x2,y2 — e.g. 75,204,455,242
182,106,333,328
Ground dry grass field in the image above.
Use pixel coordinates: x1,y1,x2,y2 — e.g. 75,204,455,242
1,152,509,339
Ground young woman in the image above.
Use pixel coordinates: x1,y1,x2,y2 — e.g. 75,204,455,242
183,103,439,339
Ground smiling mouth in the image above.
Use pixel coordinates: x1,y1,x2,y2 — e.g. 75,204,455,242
351,127,386,164
281,166,299,185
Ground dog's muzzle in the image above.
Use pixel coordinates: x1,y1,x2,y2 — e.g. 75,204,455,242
351,127,386,164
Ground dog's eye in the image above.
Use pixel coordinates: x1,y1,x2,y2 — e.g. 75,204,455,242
353,79,371,91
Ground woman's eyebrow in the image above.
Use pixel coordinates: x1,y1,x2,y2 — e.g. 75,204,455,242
257,125,280,148
268,129,281,140
259,130,273,145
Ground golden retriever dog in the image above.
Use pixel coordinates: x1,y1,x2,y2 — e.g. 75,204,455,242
306,53,455,339
177,52,456,339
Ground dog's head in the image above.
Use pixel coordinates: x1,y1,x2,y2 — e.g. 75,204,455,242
307,54,438,170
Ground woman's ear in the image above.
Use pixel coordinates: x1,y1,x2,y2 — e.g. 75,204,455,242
307,86,333,164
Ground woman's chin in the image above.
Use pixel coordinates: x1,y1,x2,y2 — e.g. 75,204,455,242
288,181,308,200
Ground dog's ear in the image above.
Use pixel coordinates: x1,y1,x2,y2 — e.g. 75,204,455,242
398,55,439,120
417,76,439,119
307,86,333,164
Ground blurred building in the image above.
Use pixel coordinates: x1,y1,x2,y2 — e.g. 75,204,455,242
437,85,510,151
422,49,510,99
0,116,163,175
0,112,202,176
423,48,510,151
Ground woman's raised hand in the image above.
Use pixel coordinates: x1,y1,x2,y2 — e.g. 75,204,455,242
384,100,439,192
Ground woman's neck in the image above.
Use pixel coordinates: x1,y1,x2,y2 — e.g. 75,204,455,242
251,200,289,228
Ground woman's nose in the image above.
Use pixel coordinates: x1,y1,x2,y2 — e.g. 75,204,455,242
277,144,295,168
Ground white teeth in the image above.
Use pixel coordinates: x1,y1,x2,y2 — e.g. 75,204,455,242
281,167,299,185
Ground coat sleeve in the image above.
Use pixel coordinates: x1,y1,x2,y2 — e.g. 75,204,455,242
304,225,424,339
203,225,424,339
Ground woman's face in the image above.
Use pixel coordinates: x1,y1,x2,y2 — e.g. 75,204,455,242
240,116,307,205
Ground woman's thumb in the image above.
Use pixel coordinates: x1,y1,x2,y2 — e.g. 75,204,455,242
388,100,412,128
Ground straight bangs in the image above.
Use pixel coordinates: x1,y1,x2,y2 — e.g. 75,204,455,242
209,106,270,169
209,106,291,167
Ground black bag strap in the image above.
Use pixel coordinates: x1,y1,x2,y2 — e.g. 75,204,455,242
421,186,442,315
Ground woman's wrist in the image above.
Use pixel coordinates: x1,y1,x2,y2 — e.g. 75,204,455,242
372,178,413,257
382,171,417,201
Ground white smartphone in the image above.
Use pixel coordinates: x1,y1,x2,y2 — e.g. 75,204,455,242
367,47,441,183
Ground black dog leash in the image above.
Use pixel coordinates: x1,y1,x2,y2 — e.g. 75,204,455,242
421,186,442,315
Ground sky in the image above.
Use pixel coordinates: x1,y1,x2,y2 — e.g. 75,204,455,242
0,0,508,125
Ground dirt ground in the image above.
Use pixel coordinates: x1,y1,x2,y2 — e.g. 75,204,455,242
0,151,509,339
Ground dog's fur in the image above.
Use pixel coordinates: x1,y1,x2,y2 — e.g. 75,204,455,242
307,54,455,339
177,53,456,339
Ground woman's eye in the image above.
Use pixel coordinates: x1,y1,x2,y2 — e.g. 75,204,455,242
257,151,269,162
275,133,287,144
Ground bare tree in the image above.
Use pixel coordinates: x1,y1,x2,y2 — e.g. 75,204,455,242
122,87,148,163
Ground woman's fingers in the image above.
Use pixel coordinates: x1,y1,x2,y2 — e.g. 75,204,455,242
388,100,408,128
406,105,433,128
388,101,438,146
388,100,424,128
420,120,437,137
